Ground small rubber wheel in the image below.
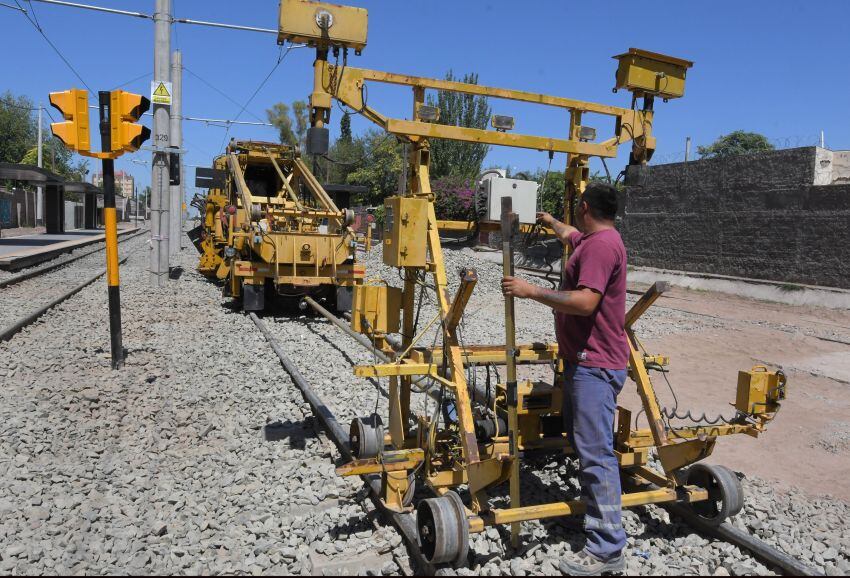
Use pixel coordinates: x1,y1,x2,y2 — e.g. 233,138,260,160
416,491,469,567
349,415,383,459
686,463,744,526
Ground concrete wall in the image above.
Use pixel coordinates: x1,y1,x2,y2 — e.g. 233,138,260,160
621,146,850,289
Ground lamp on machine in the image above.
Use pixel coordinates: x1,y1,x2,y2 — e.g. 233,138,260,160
491,115,515,132
578,126,597,142
416,104,440,122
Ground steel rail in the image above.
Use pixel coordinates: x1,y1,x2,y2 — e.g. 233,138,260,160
663,503,824,577
249,312,441,575
0,229,148,290
0,253,131,342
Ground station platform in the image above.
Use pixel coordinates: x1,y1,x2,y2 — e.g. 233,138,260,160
0,226,141,271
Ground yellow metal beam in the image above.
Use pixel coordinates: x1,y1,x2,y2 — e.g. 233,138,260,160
385,119,619,156
436,219,555,236
351,66,632,117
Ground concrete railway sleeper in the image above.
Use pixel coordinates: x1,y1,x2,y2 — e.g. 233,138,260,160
250,309,820,576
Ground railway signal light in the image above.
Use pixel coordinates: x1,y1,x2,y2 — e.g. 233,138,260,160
109,90,151,153
49,88,91,152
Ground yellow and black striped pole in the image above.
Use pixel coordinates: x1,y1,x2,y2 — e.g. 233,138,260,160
98,91,124,369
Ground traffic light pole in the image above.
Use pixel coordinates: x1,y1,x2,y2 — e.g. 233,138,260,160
98,91,124,369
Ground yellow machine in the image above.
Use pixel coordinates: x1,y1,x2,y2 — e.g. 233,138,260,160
277,0,787,567
192,140,363,311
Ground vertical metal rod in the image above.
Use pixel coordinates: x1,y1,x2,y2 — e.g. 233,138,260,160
500,195,521,547
98,91,124,369
169,49,183,254
150,0,171,286
37,103,43,225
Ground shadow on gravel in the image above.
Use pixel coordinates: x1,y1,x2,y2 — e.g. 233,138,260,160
263,418,317,450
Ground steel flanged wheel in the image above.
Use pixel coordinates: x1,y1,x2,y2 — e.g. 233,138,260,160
686,463,744,526
349,415,383,459
416,491,469,567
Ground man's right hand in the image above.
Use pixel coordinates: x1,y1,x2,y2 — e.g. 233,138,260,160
536,211,555,226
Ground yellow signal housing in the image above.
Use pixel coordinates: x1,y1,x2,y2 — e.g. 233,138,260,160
49,88,90,152
109,90,151,153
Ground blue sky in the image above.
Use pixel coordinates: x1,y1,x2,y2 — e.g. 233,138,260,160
3,0,849,202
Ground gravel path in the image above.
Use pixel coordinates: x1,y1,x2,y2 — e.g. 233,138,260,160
0,237,847,575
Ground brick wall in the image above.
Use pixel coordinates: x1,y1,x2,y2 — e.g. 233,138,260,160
620,147,850,289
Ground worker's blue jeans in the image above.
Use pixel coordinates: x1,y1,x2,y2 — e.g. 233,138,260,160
563,363,628,561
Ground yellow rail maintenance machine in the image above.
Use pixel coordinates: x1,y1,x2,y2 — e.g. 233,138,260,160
277,0,788,567
192,139,363,311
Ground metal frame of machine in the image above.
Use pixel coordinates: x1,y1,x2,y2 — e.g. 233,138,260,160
193,139,364,311
276,0,787,567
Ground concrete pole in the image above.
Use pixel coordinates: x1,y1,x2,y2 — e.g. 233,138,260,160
37,104,43,225
685,136,691,162
169,49,183,254
150,0,171,286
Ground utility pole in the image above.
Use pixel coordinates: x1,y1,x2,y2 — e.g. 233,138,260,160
685,136,691,162
150,0,171,286
169,49,183,255
37,103,43,226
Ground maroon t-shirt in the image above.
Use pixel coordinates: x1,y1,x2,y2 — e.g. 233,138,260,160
555,229,629,370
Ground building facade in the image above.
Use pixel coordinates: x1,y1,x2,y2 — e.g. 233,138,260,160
92,170,134,198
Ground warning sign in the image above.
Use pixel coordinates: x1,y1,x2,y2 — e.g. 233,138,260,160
150,81,172,106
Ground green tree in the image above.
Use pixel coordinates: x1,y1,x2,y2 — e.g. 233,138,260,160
697,131,775,159
536,169,610,218
345,130,402,205
0,91,37,165
426,72,491,180
339,112,352,143
291,100,309,147
267,102,298,147
20,137,88,181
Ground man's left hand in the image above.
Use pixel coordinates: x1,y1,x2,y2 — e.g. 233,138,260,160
501,276,536,299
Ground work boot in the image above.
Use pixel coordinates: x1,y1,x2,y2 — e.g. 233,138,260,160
558,549,625,576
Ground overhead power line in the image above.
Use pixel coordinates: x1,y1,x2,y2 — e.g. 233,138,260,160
26,0,278,33
12,0,95,95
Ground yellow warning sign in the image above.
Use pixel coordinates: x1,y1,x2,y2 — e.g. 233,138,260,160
150,81,172,106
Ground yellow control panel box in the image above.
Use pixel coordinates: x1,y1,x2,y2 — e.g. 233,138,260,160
736,366,785,415
351,284,401,335
383,196,428,268
278,0,368,52
613,48,693,100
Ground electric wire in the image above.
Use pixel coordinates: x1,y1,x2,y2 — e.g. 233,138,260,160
13,0,95,95
217,42,294,154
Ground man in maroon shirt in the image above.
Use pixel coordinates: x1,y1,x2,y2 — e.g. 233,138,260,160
502,182,628,575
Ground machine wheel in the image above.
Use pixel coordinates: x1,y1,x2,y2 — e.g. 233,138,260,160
416,491,469,567
686,463,743,526
349,415,383,459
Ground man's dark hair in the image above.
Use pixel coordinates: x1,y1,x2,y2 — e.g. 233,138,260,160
581,182,619,221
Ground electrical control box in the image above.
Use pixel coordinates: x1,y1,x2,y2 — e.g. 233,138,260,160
278,0,368,52
479,174,539,224
735,365,786,415
351,284,401,335
383,196,428,268
613,48,693,100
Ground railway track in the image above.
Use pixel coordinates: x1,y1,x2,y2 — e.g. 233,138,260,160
0,232,148,342
249,309,824,576
0,229,148,290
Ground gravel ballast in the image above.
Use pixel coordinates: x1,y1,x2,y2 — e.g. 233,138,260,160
0,234,847,575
